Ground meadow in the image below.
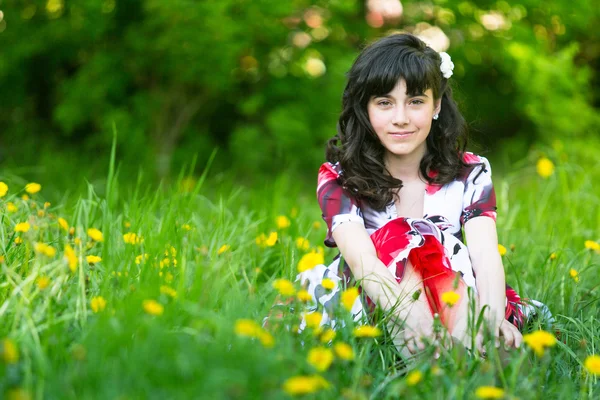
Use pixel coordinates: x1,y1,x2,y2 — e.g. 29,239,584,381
1,139,600,400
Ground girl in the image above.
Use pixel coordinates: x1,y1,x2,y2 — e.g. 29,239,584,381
298,33,530,357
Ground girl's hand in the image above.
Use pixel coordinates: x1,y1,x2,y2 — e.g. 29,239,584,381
497,319,523,349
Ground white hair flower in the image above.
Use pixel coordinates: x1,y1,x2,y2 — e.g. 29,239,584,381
439,52,454,79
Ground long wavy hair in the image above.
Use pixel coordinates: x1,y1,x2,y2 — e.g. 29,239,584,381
326,33,472,211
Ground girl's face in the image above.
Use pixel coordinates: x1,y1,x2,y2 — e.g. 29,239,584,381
367,79,441,163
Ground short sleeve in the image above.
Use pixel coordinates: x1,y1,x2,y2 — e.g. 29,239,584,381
460,154,497,225
317,163,364,247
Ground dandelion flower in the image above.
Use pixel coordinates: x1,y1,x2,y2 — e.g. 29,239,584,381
441,291,460,307
258,331,275,348
272,279,296,296
123,232,142,244
333,342,354,361
25,182,41,194
135,254,149,264
295,237,310,251
2,338,19,364
550,252,557,260
497,244,507,256
276,215,291,229
298,251,325,272
58,218,69,231
143,299,164,316
297,290,313,303
304,312,323,330
475,386,505,399
0,182,8,197
353,325,382,338
14,222,30,233
282,375,328,396
14,237,23,245
217,244,230,255
160,285,177,298
256,232,278,247
341,287,360,311
584,355,600,376
406,370,423,386
90,296,107,313
36,276,51,290
87,228,104,242
64,245,78,272
536,157,555,178
307,347,334,372
523,330,556,356
569,269,579,283
319,329,336,344
86,255,102,265
6,202,17,213
584,240,600,253
181,224,192,231
34,242,56,257
321,278,335,290
234,319,261,337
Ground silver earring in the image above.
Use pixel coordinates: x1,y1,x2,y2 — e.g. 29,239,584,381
433,114,439,120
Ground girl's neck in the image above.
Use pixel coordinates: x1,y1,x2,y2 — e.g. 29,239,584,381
384,150,426,182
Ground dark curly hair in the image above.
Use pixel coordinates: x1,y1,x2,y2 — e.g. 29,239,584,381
326,33,473,211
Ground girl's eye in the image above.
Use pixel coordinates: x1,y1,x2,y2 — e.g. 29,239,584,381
377,100,392,107
409,99,424,105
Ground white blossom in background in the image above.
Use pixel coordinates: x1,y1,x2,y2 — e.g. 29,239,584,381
305,57,326,77
366,0,403,28
414,24,450,52
480,11,508,31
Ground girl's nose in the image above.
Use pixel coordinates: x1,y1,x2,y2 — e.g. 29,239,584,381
391,106,409,125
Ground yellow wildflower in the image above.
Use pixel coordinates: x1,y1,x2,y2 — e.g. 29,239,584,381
2,338,19,364
312,221,322,230
497,244,507,256
34,242,56,257
0,182,8,197
304,312,323,330
569,269,579,283
276,215,291,229
584,240,600,253
272,279,296,296
258,331,275,348
536,157,555,178
6,388,31,400
44,202,50,208
0,256,5,264
86,255,102,265
235,319,261,337
282,375,329,396
14,237,23,245
319,329,336,343
333,342,354,361
25,182,41,194
295,237,311,251
181,224,192,231
165,272,174,283
297,290,313,303
550,252,557,260
123,232,142,244
307,347,334,372
523,330,557,356
87,228,104,242
217,244,230,255
341,287,360,311
135,254,149,265
90,296,107,313
160,285,177,298
406,370,423,386
37,210,45,217
143,299,164,316
441,291,460,307
584,354,600,376
298,250,325,272
7,202,17,212
353,325,382,338
475,386,505,399
21,194,29,201
36,276,51,290
14,222,30,233
321,278,335,290
64,245,78,272
57,217,69,231
256,232,278,247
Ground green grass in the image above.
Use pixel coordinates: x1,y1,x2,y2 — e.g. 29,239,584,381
1,141,600,399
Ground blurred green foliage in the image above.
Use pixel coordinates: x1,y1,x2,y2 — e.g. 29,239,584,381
0,0,598,181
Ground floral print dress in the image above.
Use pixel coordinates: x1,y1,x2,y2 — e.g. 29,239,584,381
297,153,543,332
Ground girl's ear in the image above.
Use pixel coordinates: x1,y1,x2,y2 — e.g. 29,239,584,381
434,98,442,115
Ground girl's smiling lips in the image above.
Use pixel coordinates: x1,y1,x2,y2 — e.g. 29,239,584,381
389,131,414,136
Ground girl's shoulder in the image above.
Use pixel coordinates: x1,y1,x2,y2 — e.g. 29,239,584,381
317,162,343,188
459,152,492,181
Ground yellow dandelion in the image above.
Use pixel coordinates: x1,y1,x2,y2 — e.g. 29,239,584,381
123,232,142,244
90,296,107,313
14,222,30,233
64,245,78,272
321,278,335,290
536,157,555,178
256,232,278,247
341,287,360,311
234,319,261,337
295,237,311,251
258,331,275,348
2,338,19,364
282,375,328,396
584,240,600,253
304,312,323,330
36,276,50,290
298,250,325,272
406,370,423,386
160,285,177,298
320,329,336,343
44,202,50,209
14,237,23,245
353,325,382,338
333,342,354,361
276,215,291,229
57,217,69,231
307,347,334,372
37,210,45,217
312,221,322,229
584,355,600,376
165,272,174,283
441,291,461,307
272,279,296,296
523,330,557,356
550,252,557,260
0,256,5,264
297,290,313,303
217,244,230,255
0,182,8,197
25,182,41,194
143,299,164,316
86,255,102,265
7,202,18,212
497,244,507,256
87,228,104,242
34,242,56,257
135,254,149,264
181,224,192,231
475,386,505,399
21,194,29,201
569,269,579,283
